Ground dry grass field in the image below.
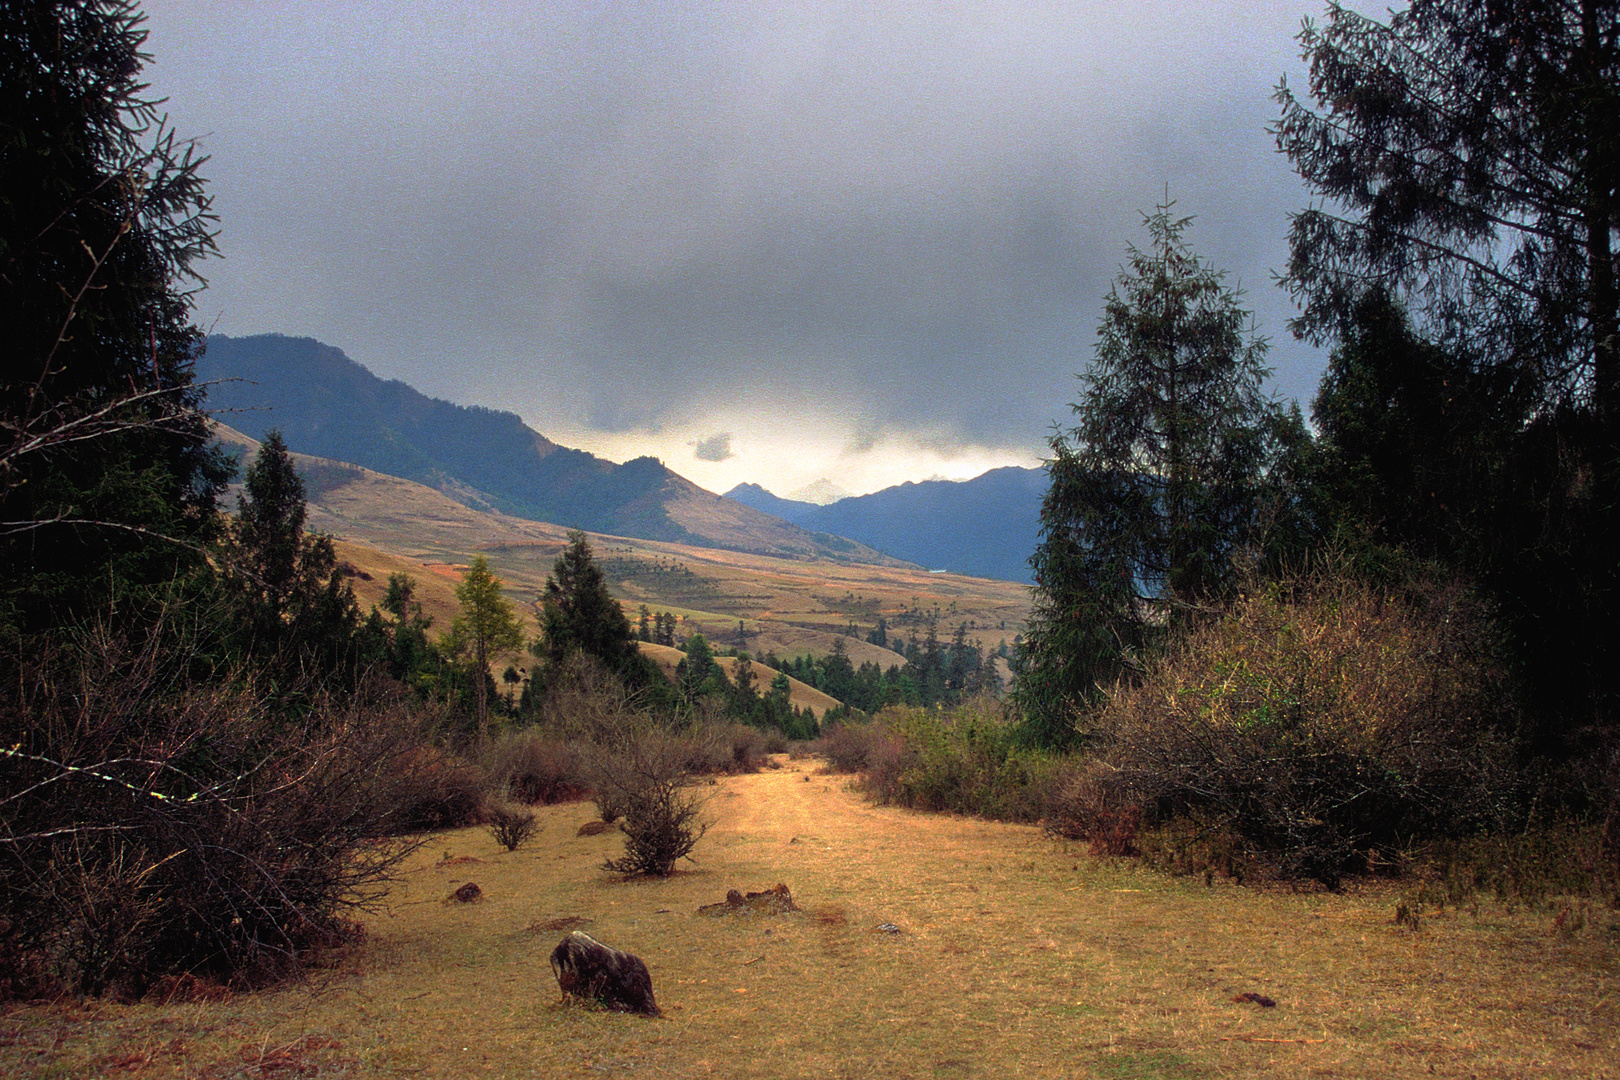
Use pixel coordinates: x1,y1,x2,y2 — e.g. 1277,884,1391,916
7,758,1614,1080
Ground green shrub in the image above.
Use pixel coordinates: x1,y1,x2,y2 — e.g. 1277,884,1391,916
855,702,1066,823
1094,573,1517,885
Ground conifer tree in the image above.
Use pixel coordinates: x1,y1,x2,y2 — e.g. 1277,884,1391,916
445,556,523,745
1,0,229,634
1017,201,1289,747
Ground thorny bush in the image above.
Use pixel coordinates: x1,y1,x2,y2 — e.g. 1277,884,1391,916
0,627,434,998
1093,573,1517,886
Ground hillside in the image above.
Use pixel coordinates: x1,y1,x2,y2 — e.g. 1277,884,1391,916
199,334,904,566
727,465,1047,583
215,425,1029,679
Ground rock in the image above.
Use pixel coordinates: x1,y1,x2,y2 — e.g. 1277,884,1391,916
449,881,483,903
1233,992,1277,1007
549,931,660,1016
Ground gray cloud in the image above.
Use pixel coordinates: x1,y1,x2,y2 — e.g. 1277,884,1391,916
692,432,735,462
144,0,1325,491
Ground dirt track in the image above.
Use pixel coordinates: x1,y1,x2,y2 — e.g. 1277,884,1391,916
5,757,1616,1079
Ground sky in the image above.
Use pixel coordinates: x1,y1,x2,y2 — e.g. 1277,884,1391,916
143,0,1329,499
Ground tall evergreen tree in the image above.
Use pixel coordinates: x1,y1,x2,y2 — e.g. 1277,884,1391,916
445,555,523,745
1017,202,1290,747
224,430,358,677
1274,0,1618,423
535,530,643,683
1,0,229,634
1276,0,1620,748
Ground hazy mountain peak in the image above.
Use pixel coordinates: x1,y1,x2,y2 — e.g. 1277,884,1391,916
788,478,854,505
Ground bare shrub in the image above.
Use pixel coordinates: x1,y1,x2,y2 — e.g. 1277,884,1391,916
1042,760,1141,856
0,631,434,996
486,804,540,852
1095,573,1517,885
532,653,649,745
720,723,767,773
818,721,883,773
594,730,710,877
388,745,489,833
486,733,590,805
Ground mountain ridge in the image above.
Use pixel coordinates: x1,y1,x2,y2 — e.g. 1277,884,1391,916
197,334,906,567
726,466,1047,583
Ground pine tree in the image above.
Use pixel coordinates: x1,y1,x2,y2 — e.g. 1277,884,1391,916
1275,0,1620,750
1017,201,1288,747
1,0,229,634
224,431,359,677
536,531,642,681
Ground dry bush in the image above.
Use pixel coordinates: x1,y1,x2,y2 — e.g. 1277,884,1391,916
486,804,540,852
388,745,489,832
593,730,710,877
817,721,885,773
531,653,650,745
0,631,434,997
1042,760,1142,856
486,733,590,805
1095,573,1517,885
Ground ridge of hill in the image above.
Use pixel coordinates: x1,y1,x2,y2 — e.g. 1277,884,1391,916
726,465,1047,583
212,424,1029,685
198,334,904,567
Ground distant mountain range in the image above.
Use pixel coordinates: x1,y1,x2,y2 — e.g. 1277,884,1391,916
198,333,1047,582
197,334,900,565
726,466,1046,583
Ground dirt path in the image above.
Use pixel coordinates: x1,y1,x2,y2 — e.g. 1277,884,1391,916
4,758,1616,1080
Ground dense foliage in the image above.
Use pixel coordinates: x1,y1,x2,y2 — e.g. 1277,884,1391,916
1018,203,1300,748
0,0,230,635
1276,0,1620,756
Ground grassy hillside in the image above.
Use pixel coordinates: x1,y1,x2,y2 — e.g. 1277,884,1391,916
218,426,1032,693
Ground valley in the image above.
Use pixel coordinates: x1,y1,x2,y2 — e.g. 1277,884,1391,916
216,430,1034,683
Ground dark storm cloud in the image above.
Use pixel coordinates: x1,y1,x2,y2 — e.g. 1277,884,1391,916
143,0,1324,482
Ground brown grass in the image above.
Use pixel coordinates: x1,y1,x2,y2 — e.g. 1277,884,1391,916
6,759,1614,1079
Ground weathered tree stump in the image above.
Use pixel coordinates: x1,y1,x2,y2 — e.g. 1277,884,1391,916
549,931,660,1016
698,882,799,916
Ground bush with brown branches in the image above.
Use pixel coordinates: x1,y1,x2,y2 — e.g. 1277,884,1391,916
1091,573,1518,885
0,629,436,997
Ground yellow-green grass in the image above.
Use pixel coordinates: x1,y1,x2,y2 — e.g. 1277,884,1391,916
7,760,1614,1079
